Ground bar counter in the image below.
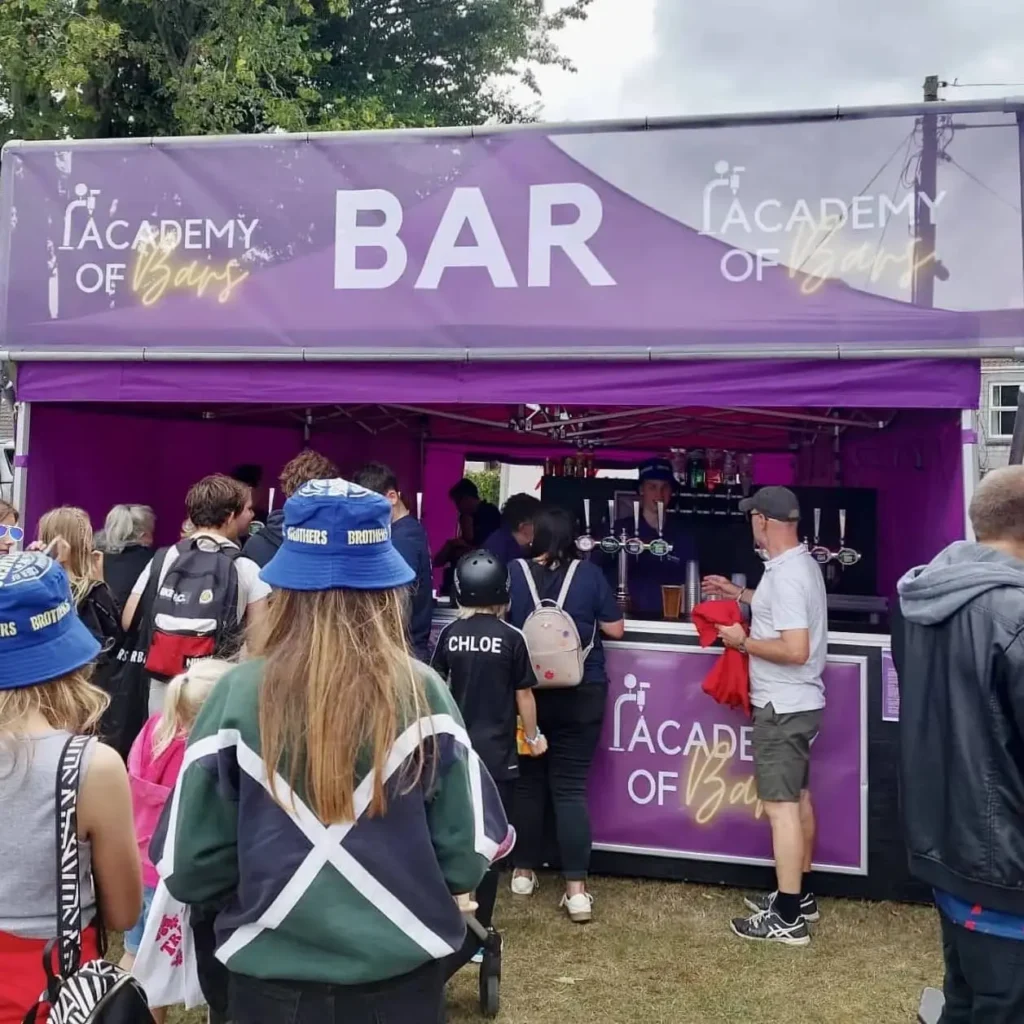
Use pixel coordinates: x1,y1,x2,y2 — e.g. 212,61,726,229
430,607,919,903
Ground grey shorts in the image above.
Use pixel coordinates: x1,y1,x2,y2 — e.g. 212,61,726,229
751,703,823,803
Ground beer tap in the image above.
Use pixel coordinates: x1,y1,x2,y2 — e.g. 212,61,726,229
575,498,596,555
648,500,673,559
416,492,423,521
808,507,831,565
833,508,862,568
625,501,644,559
597,499,631,610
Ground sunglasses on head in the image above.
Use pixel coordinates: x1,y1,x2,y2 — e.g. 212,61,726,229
0,525,24,542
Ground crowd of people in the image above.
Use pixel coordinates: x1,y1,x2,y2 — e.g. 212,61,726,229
0,450,1022,1023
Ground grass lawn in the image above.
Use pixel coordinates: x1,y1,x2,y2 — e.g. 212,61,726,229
132,876,941,1024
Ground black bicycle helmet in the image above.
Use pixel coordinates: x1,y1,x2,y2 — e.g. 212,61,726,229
454,549,510,607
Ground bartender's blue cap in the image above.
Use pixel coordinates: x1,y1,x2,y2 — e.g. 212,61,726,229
638,458,676,485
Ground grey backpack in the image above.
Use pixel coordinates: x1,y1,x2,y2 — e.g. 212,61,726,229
516,560,595,688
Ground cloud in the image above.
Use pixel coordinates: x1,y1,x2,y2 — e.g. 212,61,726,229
540,0,1024,119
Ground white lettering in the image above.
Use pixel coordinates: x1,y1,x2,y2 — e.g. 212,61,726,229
447,634,503,654
658,771,678,806
739,726,753,762
850,196,874,231
106,264,125,295
77,218,103,250
753,199,783,233
30,600,71,631
346,528,389,545
784,199,817,233
527,183,614,287
712,724,737,758
105,221,130,250
656,720,682,756
819,198,849,229
627,769,657,806
237,218,259,249
720,249,754,283
206,220,234,248
0,621,16,638
132,220,159,251
879,193,914,227
334,189,407,290
920,190,947,217
720,197,752,233
415,187,517,290
76,264,105,294
627,716,655,754
184,219,204,250
683,721,710,759
160,221,182,249
286,527,329,545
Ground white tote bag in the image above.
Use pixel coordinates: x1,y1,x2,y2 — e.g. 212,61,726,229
131,880,206,1010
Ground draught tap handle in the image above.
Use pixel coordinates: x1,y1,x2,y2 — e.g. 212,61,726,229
813,507,821,545
608,499,616,535
416,492,423,521
839,508,847,545
583,498,591,534
657,500,665,536
633,500,641,536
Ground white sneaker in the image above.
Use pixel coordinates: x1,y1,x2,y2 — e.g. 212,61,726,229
510,871,538,896
560,891,594,923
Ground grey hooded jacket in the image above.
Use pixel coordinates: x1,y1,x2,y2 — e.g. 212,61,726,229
893,541,1024,914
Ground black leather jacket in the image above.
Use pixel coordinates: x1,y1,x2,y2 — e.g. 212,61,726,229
894,542,1024,915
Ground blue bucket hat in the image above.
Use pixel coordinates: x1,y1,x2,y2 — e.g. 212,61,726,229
260,478,416,592
0,553,102,691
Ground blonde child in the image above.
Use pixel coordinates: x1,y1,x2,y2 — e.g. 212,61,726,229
120,659,232,1019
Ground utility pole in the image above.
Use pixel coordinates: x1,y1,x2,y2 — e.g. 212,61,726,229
913,75,941,307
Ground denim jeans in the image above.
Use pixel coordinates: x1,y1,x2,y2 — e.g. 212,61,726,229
939,911,1024,1023
513,683,606,880
228,961,445,1024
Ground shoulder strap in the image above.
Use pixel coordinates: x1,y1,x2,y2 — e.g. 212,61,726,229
516,559,542,610
129,546,170,634
54,734,90,980
555,559,582,608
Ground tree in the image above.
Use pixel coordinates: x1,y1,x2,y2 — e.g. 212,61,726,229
0,0,592,140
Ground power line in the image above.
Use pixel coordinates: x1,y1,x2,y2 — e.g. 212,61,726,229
943,154,1021,212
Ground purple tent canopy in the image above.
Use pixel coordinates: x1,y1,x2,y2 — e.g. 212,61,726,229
2,99,1022,362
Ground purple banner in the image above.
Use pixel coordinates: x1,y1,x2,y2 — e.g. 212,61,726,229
589,644,867,874
2,107,1022,358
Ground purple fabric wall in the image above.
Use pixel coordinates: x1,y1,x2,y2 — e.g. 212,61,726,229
23,406,422,544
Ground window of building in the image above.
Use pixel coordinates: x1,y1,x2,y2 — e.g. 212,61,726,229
990,383,1023,439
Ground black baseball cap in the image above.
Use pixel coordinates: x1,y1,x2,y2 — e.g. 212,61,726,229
638,457,675,485
738,486,801,522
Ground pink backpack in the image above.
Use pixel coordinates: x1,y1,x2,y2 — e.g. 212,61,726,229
516,560,595,688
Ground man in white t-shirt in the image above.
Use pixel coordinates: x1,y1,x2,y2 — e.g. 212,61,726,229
122,474,271,714
705,486,827,947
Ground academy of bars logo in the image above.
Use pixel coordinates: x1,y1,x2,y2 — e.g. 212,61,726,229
608,671,764,824
699,160,946,294
51,183,261,316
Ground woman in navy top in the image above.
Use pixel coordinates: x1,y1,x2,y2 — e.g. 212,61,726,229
507,506,624,923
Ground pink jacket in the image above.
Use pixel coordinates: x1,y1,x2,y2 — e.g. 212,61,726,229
128,714,186,889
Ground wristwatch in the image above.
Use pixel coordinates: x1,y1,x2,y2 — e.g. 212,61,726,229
525,730,544,747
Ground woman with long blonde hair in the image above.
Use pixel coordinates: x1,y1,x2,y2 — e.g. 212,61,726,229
161,479,509,1024
36,507,125,750
0,552,141,1023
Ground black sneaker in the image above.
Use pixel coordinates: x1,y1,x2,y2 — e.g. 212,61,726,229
730,908,811,946
743,890,820,923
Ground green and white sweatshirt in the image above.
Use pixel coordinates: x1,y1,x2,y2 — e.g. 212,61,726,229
159,659,507,986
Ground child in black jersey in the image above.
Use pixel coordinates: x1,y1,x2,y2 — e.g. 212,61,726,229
431,549,545,951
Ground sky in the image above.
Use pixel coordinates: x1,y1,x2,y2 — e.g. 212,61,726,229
535,0,1024,121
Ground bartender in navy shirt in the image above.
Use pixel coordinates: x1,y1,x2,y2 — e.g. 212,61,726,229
605,457,697,617
485,493,541,566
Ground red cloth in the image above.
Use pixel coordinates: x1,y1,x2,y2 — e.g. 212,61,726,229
691,600,751,716
0,926,100,1024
